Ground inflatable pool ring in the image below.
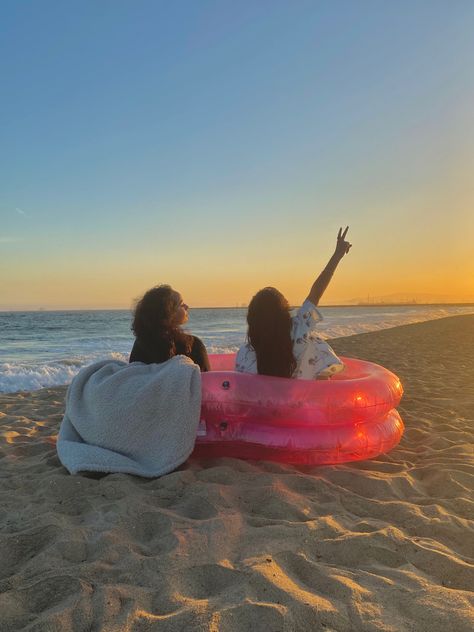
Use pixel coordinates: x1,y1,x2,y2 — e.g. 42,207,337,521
192,353,404,465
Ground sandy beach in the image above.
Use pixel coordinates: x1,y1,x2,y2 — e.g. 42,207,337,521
0,314,473,631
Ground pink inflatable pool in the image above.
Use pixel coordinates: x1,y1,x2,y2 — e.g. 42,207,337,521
192,353,404,465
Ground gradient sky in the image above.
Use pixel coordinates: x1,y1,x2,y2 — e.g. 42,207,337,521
1,0,473,309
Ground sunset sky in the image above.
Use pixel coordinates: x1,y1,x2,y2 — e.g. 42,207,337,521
1,1,473,309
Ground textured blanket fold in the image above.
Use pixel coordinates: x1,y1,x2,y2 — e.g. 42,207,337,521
57,356,201,477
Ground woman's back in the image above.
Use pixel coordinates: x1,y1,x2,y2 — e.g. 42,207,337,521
130,335,210,371
236,299,343,379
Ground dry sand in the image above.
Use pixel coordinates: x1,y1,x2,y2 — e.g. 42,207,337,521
0,315,473,631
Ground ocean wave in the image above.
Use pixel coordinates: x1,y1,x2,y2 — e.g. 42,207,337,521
0,352,129,394
206,345,240,355
316,307,474,339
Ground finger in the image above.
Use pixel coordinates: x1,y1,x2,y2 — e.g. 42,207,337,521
346,243,352,253
338,227,342,240
342,226,349,239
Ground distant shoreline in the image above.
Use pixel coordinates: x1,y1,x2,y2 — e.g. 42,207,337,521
1,302,474,313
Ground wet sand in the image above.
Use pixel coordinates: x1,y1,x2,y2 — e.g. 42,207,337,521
1,315,473,631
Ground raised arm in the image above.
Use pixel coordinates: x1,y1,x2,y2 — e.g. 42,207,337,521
306,227,352,306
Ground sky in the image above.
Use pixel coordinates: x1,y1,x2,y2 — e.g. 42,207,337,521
1,0,473,309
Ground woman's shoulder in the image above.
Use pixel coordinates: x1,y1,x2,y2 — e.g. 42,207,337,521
295,299,323,321
190,335,206,350
235,343,257,373
236,341,253,355
187,334,210,371
129,338,153,364
292,299,323,335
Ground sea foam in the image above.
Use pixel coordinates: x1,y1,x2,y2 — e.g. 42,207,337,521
0,353,129,393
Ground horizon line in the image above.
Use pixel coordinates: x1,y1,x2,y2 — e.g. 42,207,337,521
1,301,474,314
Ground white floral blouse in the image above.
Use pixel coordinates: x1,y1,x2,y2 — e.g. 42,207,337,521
235,300,344,380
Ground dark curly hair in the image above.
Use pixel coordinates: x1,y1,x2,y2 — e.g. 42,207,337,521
247,287,296,378
132,285,192,360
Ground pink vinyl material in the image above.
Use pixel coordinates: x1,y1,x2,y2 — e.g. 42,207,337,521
192,353,404,465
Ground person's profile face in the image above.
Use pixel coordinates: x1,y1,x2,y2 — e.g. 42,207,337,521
172,292,189,325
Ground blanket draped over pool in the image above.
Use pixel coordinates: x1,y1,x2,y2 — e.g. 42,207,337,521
56,356,202,477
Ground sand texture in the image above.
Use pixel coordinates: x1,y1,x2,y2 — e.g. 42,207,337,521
0,315,473,631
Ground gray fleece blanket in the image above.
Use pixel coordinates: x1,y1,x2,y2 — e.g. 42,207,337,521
57,355,201,477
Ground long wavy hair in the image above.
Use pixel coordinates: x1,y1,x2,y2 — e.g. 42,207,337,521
132,285,192,360
247,287,296,378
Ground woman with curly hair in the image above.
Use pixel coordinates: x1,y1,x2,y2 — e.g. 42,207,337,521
236,227,352,379
129,285,210,371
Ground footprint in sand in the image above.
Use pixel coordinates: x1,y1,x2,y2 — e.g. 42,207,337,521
0,523,62,580
169,563,244,601
170,494,218,520
126,510,178,557
12,574,92,616
216,602,286,632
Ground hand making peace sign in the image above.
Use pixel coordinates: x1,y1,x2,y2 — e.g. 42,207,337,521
335,226,352,260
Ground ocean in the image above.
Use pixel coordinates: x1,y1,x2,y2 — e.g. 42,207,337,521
1,305,472,393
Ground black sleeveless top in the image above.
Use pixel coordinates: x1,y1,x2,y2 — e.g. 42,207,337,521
129,335,210,372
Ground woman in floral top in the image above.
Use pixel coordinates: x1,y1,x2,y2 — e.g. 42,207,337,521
235,227,352,380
